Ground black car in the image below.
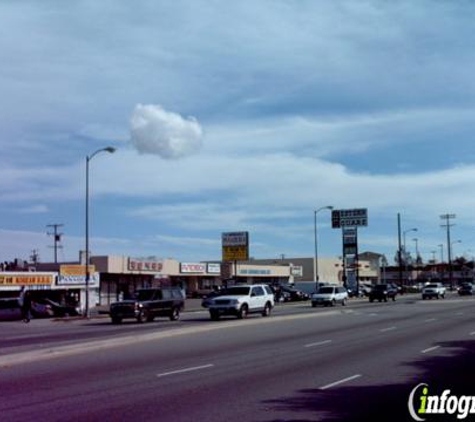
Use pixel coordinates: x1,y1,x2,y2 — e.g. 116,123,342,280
43,299,79,317
458,283,474,296
369,284,397,302
279,285,310,301
109,288,185,324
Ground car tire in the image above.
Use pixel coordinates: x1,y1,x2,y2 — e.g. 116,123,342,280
392,296,396,301
137,311,147,323
137,311,147,324
147,314,155,322
311,302,316,308
111,317,122,324
331,299,336,307
342,298,347,306
369,298,374,303
384,297,388,302
262,303,272,317
169,307,180,321
210,310,220,321
237,304,248,319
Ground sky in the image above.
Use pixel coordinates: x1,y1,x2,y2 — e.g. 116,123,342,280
1,0,475,265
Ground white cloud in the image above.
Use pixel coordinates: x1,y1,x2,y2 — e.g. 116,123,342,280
130,104,203,159
18,205,49,214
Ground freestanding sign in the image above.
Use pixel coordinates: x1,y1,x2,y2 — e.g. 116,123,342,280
332,208,368,292
332,209,368,228
222,232,249,261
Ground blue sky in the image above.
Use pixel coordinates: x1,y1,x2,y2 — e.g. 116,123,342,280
1,0,475,264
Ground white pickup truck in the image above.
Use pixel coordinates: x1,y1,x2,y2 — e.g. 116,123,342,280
422,283,446,300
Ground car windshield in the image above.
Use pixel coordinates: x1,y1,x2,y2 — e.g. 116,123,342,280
374,285,387,290
221,287,251,296
136,290,155,301
317,287,335,294
425,284,438,288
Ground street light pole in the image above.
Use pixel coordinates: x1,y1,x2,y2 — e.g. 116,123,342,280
313,206,333,289
85,146,116,317
438,244,444,263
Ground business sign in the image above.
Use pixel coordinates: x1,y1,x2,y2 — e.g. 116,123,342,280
343,227,357,246
222,231,249,261
58,265,100,286
207,263,221,274
0,273,55,286
332,208,368,228
180,263,206,274
238,269,272,276
290,266,303,277
128,258,163,272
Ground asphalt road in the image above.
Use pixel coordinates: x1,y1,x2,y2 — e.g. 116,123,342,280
1,294,474,422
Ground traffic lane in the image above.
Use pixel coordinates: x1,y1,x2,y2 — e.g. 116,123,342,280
0,293,449,363
1,299,475,421
0,294,469,357
0,297,383,354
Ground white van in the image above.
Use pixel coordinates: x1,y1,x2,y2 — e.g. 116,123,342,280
311,286,348,307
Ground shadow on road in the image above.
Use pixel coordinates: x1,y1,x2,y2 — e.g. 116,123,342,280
262,339,475,422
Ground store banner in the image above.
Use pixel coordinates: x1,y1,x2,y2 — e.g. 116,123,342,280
0,273,55,286
58,265,99,286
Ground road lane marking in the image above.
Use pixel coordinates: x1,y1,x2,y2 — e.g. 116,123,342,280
380,326,396,333
456,312,465,315
304,340,332,348
421,346,440,354
320,374,362,390
424,318,437,323
368,313,378,317
157,364,214,378
469,331,475,336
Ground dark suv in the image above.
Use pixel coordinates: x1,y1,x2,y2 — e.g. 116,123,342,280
109,288,185,324
369,284,397,302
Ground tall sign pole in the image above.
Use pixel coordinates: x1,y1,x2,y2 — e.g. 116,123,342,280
332,208,368,294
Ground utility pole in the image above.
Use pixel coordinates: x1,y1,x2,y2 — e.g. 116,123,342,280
47,224,64,264
397,213,403,290
30,249,40,265
440,214,456,290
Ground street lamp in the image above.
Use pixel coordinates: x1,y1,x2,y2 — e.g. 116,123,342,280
85,146,116,317
403,228,418,253
438,244,444,263
314,206,333,288
412,238,419,259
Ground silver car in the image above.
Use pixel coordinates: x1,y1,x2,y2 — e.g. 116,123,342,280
311,286,348,307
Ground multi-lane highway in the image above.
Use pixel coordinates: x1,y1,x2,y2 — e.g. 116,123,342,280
1,294,475,421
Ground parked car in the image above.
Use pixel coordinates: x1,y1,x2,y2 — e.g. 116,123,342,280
109,288,185,324
457,283,474,296
422,283,446,300
205,284,275,320
369,284,397,302
0,298,22,321
31,300,55,318
279,285,310,301
42,299,80,317
311,286,348,307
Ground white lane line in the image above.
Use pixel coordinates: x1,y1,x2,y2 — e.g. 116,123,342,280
469,331,475,336
380,326,397,333
421,346,440,354
456,312,465,316
320,374,362,390
368,313,378,317
304,340,332,348
157,364,214,378
424,318,437,323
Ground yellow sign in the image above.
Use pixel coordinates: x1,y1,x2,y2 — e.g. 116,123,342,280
222,246,249,261
60,265,95,276
0,273,54,286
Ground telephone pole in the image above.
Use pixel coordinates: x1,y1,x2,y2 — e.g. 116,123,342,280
440,214,456,290
47,224,64,264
